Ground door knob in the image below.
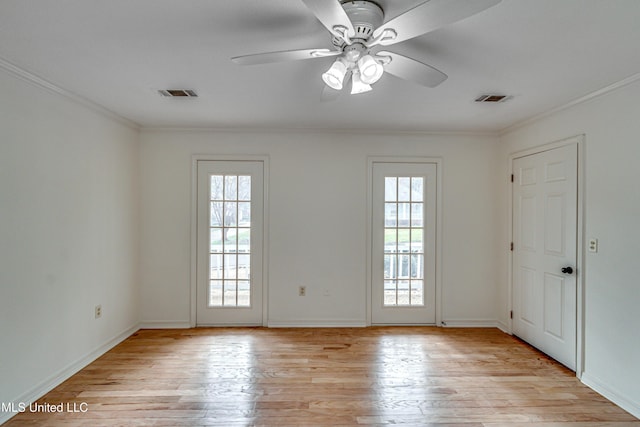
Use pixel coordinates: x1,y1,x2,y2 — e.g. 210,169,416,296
561,266,573,275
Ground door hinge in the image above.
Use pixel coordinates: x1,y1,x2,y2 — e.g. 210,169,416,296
510,242,514,251
510,310,513,319
510,174,514,183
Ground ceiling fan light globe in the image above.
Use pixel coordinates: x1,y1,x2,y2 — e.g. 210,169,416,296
358,55,384,84
351,71,372,95
322,60,347,90
322,73,342,90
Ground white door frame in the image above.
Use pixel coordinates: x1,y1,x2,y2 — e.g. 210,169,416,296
507,135,585,377
190,154,270,327
367,157,443,326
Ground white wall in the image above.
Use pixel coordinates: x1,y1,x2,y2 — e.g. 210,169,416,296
0,69,140,422
499,78,640,417
139,129,501,327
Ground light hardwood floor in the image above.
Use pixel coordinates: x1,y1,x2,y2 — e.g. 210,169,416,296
4,327,639,426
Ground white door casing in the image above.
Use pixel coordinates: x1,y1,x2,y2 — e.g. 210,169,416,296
196,160,265,326
512,143,578,370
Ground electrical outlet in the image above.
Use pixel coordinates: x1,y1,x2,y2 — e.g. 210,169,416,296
298,286,306,297
95,305,102,319
588,238,598,253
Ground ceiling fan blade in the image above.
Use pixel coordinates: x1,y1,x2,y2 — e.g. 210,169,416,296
232,48,341,66
372,0,501,46
377,51,448,88
300,0,356,40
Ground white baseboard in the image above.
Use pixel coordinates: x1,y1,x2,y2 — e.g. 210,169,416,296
581,372,640,419
139,321,192,329
139,319,506,329
267,320,502,328
496,320,511,334
141,320,369,328
0,323,139,425
268,319,367,328
440,319,499,328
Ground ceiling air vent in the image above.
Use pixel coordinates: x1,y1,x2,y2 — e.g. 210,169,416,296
475,94,511,103
158,89,198,98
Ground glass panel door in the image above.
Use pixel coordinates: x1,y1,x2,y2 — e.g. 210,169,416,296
197,161,264,325
371,162,437,324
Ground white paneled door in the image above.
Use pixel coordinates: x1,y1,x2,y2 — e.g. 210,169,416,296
512,144,578,369
196,160,264,326
371,162,437,325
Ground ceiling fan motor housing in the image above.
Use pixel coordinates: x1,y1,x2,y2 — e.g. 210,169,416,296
332,1,384,46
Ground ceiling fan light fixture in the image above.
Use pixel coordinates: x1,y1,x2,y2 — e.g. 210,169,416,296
322,59,348,90
233,0,503,95
351,71,372,94
357,55,384,84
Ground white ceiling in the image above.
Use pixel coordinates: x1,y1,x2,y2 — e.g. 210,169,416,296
1,0,640,133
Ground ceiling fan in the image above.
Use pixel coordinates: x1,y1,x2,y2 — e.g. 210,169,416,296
232,0,501,95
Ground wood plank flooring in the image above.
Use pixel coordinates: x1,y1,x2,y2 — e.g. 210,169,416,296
3,327,639,426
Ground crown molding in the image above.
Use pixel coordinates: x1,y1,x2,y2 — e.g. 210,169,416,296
0,56,139,130
500,72,640,136
141,124,499,138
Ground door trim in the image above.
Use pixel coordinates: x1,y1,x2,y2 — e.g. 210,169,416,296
190,154,270,327
366,156,443,326
507,135,585,377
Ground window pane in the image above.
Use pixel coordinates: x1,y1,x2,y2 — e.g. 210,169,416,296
411,254,424,279
384,203,397,227
399,254,410,278
238,254,250,280
384,177,397,201
238,202,251,226
223,281,237,306
238,176,251,201
384,229,397,253
384,280,397,305
398,177,411,201
398,203,410,227
410,229,423,250
210,254,223,280
209,281,223,307
396,228,409,246
210,202,224,226
411,280,424,305
210,228,223,253
224,254,237,279
411,203,424,227
397,280,410,305
384,254,396,279
223,202,238,227
224,176,237,200
238,228,251,250
411,177,424,202
223,229,237,253
237,281,251,307
211,175,224,200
